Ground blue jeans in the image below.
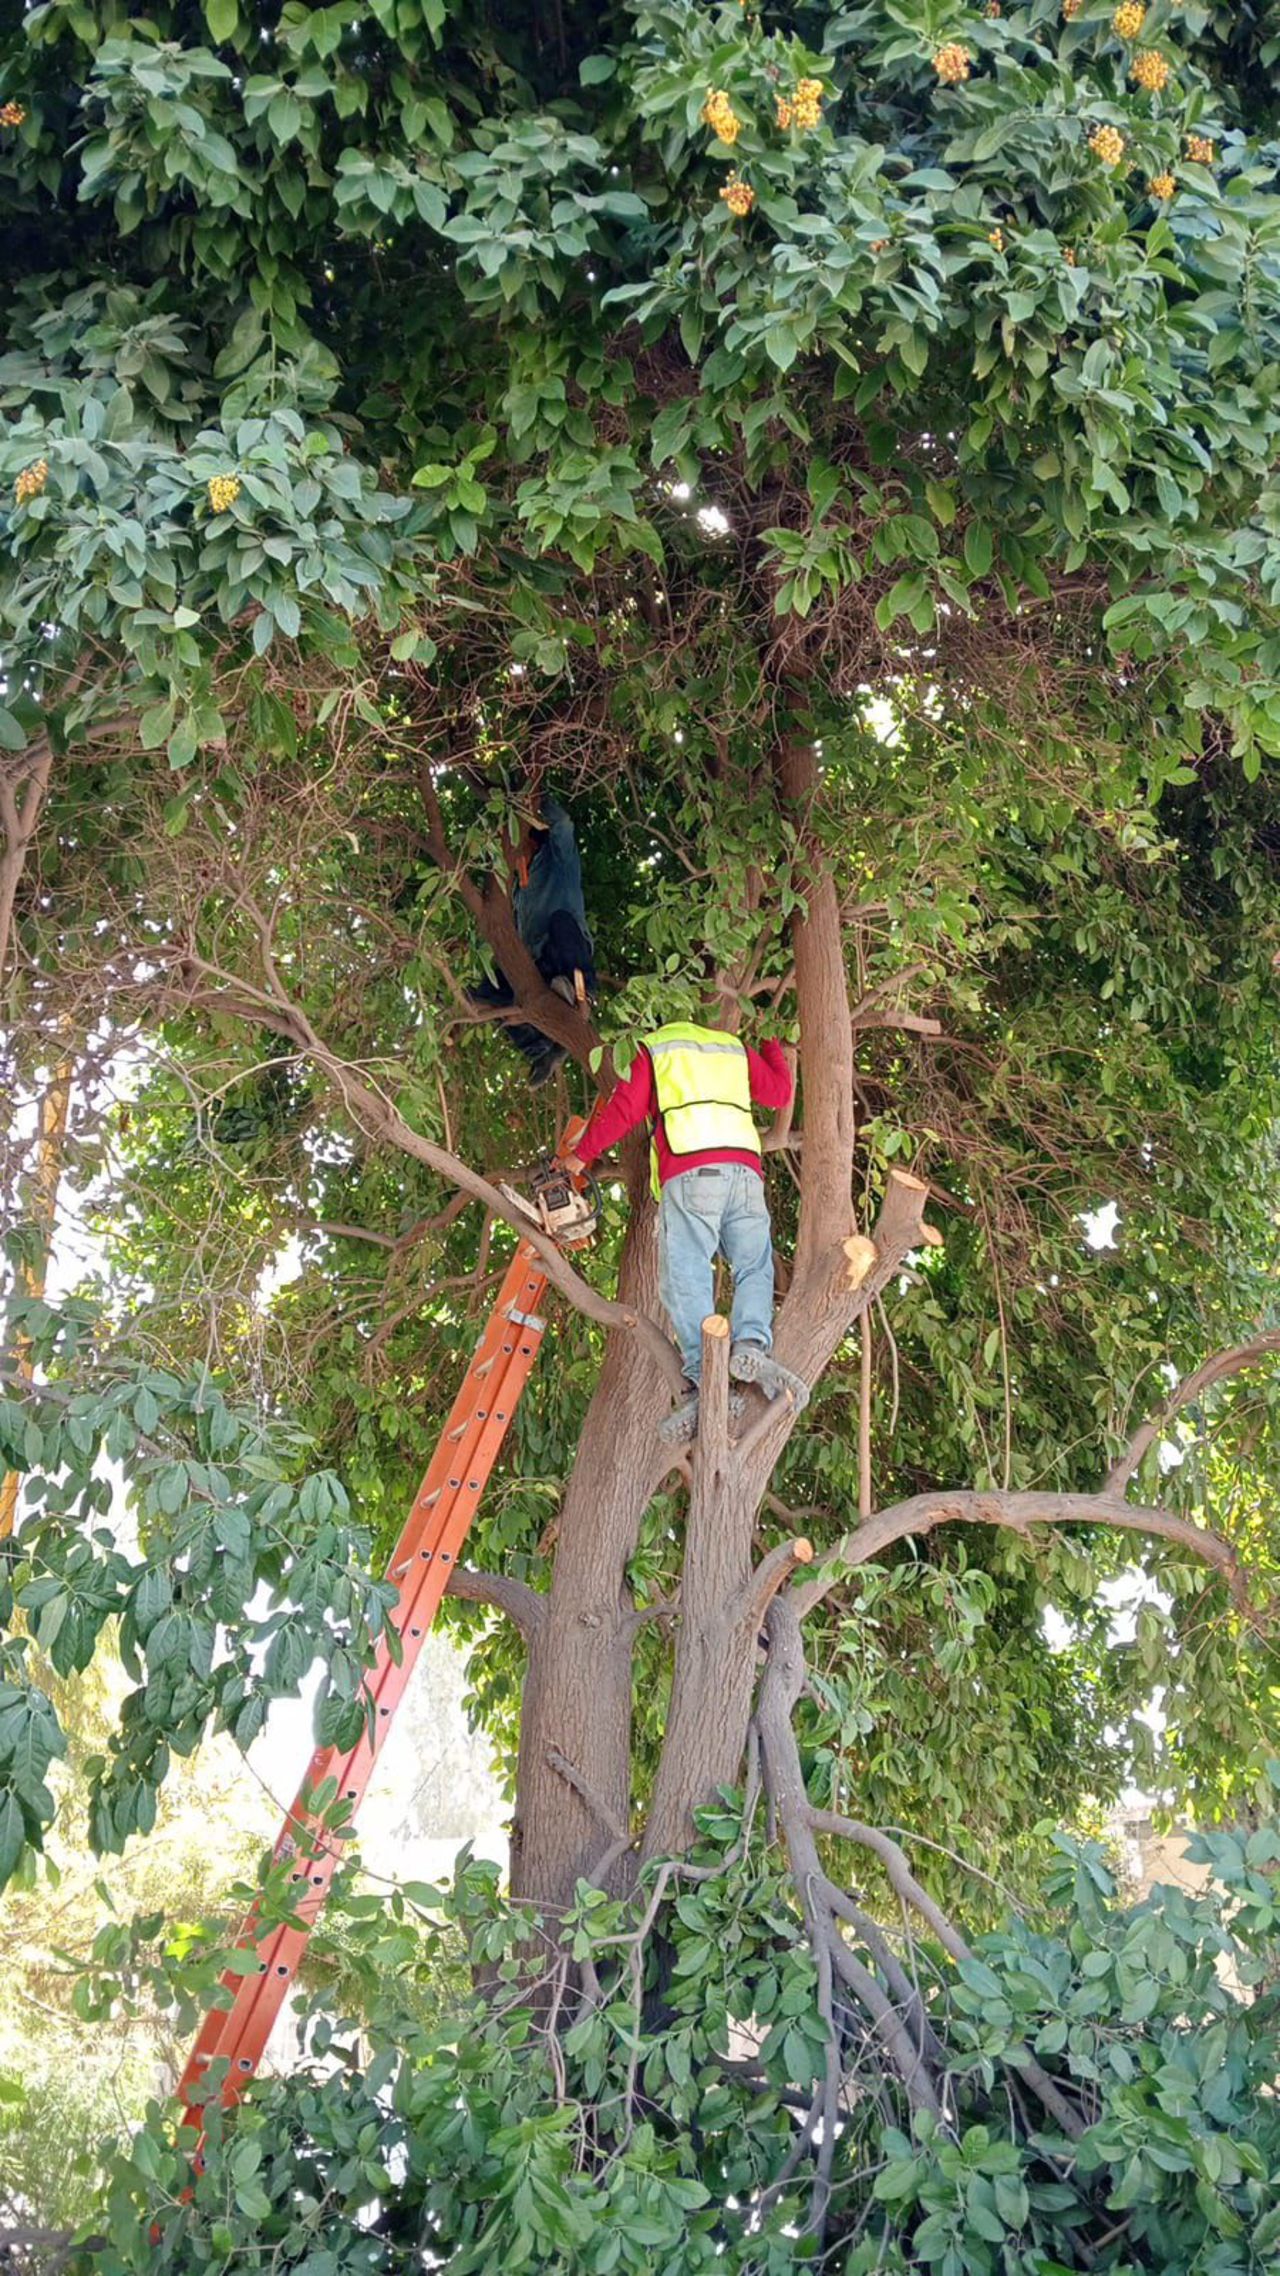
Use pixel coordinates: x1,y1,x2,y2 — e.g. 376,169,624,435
658,1166,775,1383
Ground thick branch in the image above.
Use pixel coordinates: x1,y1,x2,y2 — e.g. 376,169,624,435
756,1597,942,2117
419,759,602,1070
694,1313,731,1471
0,735,54,988
737,1534,814,1633
792,1490,1259,1622
774,732,855,1277
446,1564,545,1639
166,970,682,1388
1107,1328,1280,1491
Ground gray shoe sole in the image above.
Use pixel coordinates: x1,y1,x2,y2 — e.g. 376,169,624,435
728,1343,810,1414
659,1388,747,1445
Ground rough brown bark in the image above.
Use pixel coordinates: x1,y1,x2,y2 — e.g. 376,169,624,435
509,1164,672,1905
641,1172,930,1862
511,722,939,1892
1,1045,73,1539
641,1318,762,1862
0,732,54,992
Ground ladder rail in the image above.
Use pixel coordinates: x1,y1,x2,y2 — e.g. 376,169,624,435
177,1239,553,2122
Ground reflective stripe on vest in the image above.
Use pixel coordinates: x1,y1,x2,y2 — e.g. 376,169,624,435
646,1022,761,1167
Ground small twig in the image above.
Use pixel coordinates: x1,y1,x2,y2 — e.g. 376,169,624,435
547,1747,629,1845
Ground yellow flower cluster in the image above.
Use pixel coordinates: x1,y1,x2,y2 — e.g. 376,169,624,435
720,174,755,216
777,79,824,130
0,101,26,126
1130,48,1171,91
1112,1,1145,35
207,473,241,513
1062,0,1084,17
1063,245,1078,265
1184,131,1215,164
701,88,741,144
932,42,972,83
14,458,47,504
1088,122,1127,167
988,226,1005,251
1149,171,1176,199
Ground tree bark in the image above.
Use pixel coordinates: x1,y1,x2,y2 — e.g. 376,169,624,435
641,1318,762,1861
0,733,54,992
1,1043,73,1539
509,1161,671,1905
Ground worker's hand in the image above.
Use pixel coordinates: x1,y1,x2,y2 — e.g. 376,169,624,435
561,1151,585,1178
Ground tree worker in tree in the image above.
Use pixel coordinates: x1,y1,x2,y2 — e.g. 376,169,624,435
562,1011,807,1443
469,789,597,1087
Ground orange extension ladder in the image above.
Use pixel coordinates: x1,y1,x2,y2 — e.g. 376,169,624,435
177,1140,588,2129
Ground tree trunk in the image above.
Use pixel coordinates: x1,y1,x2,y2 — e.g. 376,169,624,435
509,1151,670,1907
641,1319,763,1860
1,1044,73,1539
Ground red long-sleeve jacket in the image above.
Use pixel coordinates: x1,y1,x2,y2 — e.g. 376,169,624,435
576,1037,792,1188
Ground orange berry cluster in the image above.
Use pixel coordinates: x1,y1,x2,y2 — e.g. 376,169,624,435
1184,131,1215,164
0,101,26,126
1063,246,1079,264
207,473,241,513
701,88,741,144
720,175,755,216
14,458,47,504
1149,171,1176,199
988,226,1005,251
1062,0,1085,17
1130,48,1171,91
1089,122,1127,167
1112,1,1145,35
932,42,972,83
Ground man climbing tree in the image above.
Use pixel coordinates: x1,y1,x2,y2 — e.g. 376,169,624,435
564,1013,803,1441
469,789,596,1085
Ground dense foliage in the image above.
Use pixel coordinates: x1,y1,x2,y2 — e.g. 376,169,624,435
4,0,1280,2266
69,1794,1280,2274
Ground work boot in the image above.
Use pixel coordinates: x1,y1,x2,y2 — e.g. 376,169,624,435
659,1382,700,1446
659,1385,746,1445
729,1339,811,1415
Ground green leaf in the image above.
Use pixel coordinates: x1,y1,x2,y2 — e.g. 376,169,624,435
579,54,615,84
964,523,993,578
204,0,238,38
0,1791,24,1886
0,709,28,753
167,715,198,771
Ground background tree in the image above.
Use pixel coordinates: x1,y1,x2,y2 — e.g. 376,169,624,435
3,0,1280,2265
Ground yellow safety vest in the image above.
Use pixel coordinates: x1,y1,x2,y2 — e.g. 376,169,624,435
645,1022,760,1193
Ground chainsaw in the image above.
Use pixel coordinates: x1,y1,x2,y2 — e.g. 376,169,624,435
498,1154,600,1247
